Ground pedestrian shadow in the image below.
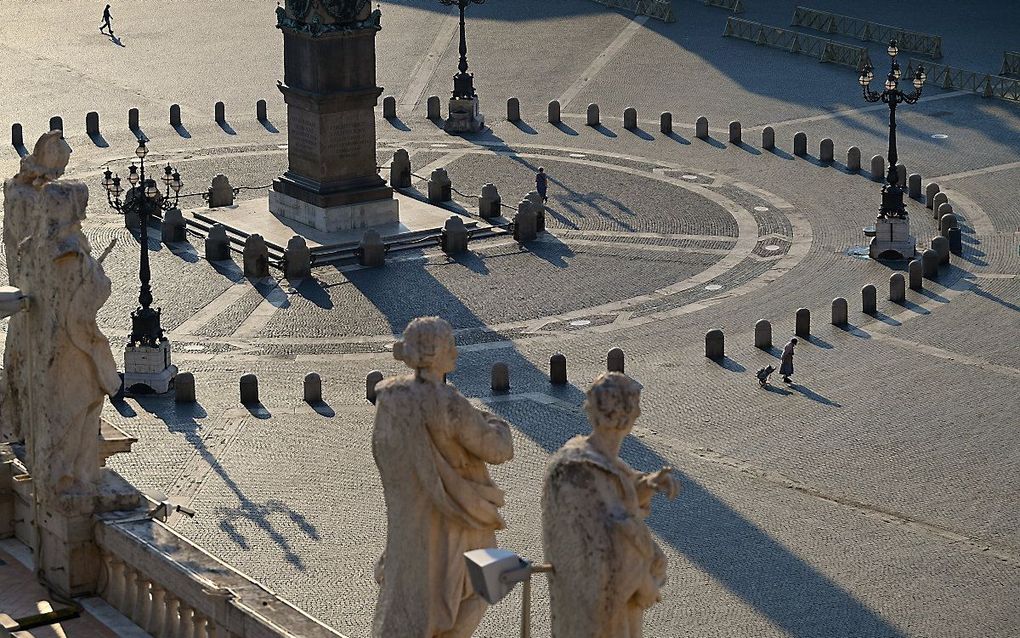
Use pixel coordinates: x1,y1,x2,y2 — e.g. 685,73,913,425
88,130,110,148
804,334,833,349
554,121,579,136
790,383,841,407
512,120,537,135
666,131,690,145
218,120,237,136
385,117,411,132
108,35,125,48
628,127,655,141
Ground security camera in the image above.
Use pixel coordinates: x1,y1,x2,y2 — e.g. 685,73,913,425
0,287,28,319
464,548,531,605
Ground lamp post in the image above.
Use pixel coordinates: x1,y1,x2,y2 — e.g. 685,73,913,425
440,0,486,133
859,40,926,219
101,138,183,393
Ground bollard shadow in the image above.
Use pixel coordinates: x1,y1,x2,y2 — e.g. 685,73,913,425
14,143,28,158
109,396,138,418
450,250,491,275
172,123,192,139
790,383,842,408
167,241,200,264
218,120,237,136
711,356,746,373
210,258,244,281
260,119,280,134
762,383,793,396
698,136,725,149
665,131,690,145
899,299,930,315
385,116,411,132
869,311,902,327
295,277,334,309
309,400,335,418
731,141,761,156
590,123,617,138
512,120,537,135
804,334,833,349
88,131,110,148
628,127,655,141
916,287,949,304
554,121,579,136
836,323,871,339
971,283,1020,313
527,234,575,269
767,146,794,160
243,401,272,420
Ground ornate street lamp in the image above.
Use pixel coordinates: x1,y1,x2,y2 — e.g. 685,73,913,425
440,0,486,133
101,138,183,393
859,40,926,219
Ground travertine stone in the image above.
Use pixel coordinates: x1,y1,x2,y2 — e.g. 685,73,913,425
441,216,469,255
49,116,63,132
795,308,810,337
128,108,139,131
214,101,226,124
207,174,234,208
513,200,537,243
257,99,268,122
304,372,322,403
86,112,100,136
705,329,724,359
925,183,941,209
607,347,625,373
444,96,484,133
908,259,923,290
870,155,885,181
889,273,905,303
908,173,922,198
831,297,848,325
478,183,501,218
427,95,441,119
239,374,259,405
428,168,452,203
728,121,741,144
390,149,411,188
526,190,546,232
932,236,950,265
862,284,877,315
896,164,906,187
587,103,600,127
11,122,23,148
696,116,708,139
284,235,312,280
922,249,939,278
204,224,230,261
372,317,514,638
507,97,521,123
624,108,638,130
491,362,510,393
550,353,567,385
161,208,187,244
819,138,834,163
543,373,679,638
847,146,861,172
762,126,775,150
242,234,269,278
366,370,383,404
548,100,561,124
793,132,807,156
947,227,962,255
175,372,196,403
754,319,772,349
931,192,948,217
170,104,182,128
382,96,396,119
359,229,385,267
660,112,672,134
869,216,916,260
940,211,958,236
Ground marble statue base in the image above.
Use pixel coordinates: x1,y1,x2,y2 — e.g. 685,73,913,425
269,190,400,233
869,216,916,260
445,97,485,134
123,340,177,394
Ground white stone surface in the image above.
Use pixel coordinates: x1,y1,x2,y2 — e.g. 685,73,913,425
269,190,399,233
445,97,485,133
869,217,916,259
124,341,176,394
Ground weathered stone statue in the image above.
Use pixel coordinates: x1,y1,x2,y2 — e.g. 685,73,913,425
372,317,514,638
2,131,121,513
542,372,681,638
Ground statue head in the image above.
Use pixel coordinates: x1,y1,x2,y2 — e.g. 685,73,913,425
393,317,457,378
584,372,642,434
16,131,72,188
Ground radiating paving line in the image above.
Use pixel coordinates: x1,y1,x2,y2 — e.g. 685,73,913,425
747,90,970,132
929,160,1020,183
397,11,460,113
556,16,649,109
170,280,251,337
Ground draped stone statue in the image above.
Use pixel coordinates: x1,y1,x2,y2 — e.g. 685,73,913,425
2,131,121,514
372,317,514,638
542,372,681,638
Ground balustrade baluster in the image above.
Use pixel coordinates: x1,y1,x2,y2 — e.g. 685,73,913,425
163,595,182,638
147,584,166,636
104,556,126,611
132,577,151,626
179,606,196,638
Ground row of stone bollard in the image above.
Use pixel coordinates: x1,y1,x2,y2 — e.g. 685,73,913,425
177,372,334,405
488,348,623,393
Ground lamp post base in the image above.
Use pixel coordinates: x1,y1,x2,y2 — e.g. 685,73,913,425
445,96,485,133
869,216,916,260
123,339,177,394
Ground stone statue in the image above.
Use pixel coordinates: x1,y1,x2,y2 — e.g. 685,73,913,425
371,317,514,638
2,131,121,513
542,372,681,638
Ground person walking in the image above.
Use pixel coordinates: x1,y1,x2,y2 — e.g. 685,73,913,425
535,166,548,202
99,5,113,36
780,337,797,383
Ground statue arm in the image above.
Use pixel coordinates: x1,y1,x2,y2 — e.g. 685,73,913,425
451,394,514,464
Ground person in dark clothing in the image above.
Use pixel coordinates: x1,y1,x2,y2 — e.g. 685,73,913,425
100,5,113,36
536,166,548,202
780,338,797,383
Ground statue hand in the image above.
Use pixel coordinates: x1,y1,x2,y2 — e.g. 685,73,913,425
644,467,681,501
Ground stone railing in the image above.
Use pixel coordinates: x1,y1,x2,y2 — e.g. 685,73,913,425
96,513,347,638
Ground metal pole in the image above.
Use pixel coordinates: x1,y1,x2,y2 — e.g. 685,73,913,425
886,97,898,184
138,159,152,311
458,1,469,75
520,577,531,638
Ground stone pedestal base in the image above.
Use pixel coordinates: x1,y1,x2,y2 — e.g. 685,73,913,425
869,217,916,260
124,340,177,394
37,509,100,597
269,189,400,233
445,97,485,134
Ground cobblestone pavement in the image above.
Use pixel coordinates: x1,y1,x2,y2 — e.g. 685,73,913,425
1,1,1019,636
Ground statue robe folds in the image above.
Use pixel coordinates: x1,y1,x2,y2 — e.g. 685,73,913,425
372,376,514,638
543,436,668,638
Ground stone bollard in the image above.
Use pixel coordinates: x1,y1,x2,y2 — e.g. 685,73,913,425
940,212,958,237
831,297,848,325
587,103,600,127
607,348,625,373
11,123,23,149
819,138,834,163
161,208,187,244
548,100,561,124
660,112,672,134
696,116,709,139
623,107,638,130
257,99,268,122
175,372,196,403
889,273,906,303
243,234,269,278
86,111,100,137
239,374,259,405
947,227,962,255
359,230,385,267
931,192,948,217
507,97,521,123
729,121,741,144
896,164,906,187
441,216,469,255
925,183,941,209
793,132,807,156
754,319,772,349
908,173,922,199
390,149,411,188
428,168,452,203
550,353,567,385
491,363,510,393
870,155,885,181
908,259,923,290
170,104,182,128
795,308,810,337
304,373,322,404
284,235,312,280
128,108,140,132
762,126,775,150
932,236,950,265
49,115,63,133
427,95,442,119
208,174,234,208
478,183,501,218
847,146,861,172
366,371,383,404
921,249,939,279
705,330,724,360
205,224,230,261
215,101,226,125
862,285,877,315
383,96,396,119
513,200,537,243
937,203,954,226
526,191,545,232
